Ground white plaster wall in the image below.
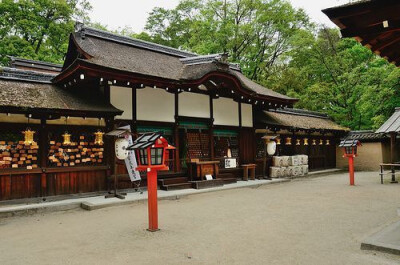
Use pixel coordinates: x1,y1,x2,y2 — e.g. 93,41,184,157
47,117,105,126
241,103,253,127
110,85,132,120
213,97,239,126
0,114,40,124
137,87,175,122
179,92,210,118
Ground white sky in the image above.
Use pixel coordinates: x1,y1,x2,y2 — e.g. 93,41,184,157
88,0,351,32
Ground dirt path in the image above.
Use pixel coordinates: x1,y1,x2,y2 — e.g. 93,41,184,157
1,172,400,265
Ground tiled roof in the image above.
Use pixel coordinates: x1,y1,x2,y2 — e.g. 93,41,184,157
376,108,400,133
344,130,386,141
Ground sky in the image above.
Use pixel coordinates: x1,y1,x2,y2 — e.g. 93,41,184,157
88,0,351,32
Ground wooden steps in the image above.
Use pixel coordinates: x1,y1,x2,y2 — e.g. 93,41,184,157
158,176,193,191
160,182,193,191
217,173,238,185
190,179,224,189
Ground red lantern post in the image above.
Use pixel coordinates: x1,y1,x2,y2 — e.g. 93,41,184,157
127,132,175,231
339,140,361,186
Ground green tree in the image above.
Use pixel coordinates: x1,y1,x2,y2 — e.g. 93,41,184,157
0,0,92,65
142,0,310,81
274,27,400,130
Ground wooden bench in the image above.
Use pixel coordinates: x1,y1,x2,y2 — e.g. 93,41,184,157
242,164,256,181
379,163,400,184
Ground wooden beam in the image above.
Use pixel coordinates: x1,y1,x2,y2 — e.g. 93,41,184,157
132,87,137,135
371,33,400,52
341,19,400,38
209,94,214,160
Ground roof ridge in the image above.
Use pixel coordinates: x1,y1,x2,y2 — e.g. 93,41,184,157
9,56,63,68
274,108,329,119
0,67,55,84
180,53,242,71
79,25,198,58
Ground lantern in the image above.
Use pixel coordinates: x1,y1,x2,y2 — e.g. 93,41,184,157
285,137,292,145
312,139,317,145
319,139,324,145
296,139,301,145
267,141,277,156
304,138,309,145
94,130,104,145
62,132,71,145
339,139,362,185
127,132,175,232
115,138,129,160
22,128,36,145
326,139,330,145
276,138,281,145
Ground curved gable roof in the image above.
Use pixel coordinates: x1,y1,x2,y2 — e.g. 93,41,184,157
59,26,297,104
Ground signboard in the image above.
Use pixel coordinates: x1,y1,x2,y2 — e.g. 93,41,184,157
118,125,141,181
224,158,237,169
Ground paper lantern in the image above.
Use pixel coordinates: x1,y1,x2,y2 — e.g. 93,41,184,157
326,139,330,145
296,139,301,145
62,132,71,145
115,138,129,160
267,141,277,156
319,139,324,145
276,138,281,145
22,128,36,145
304,138,309,145
312,139,317,145
285,137,292,145
94,131,104,145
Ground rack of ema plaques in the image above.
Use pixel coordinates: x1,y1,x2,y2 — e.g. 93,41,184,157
270,155,309,178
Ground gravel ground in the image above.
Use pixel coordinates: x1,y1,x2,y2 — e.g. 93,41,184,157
0,172,400,265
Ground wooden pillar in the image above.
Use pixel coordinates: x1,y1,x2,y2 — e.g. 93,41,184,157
174,92,181,172
238,101,242,164
209,95,214,160
390,132,397,183
132,87,137,135
105,116,115,189
39,118,48,197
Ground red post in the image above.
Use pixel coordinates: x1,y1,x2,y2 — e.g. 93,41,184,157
348,156,355,186
146,169,159,231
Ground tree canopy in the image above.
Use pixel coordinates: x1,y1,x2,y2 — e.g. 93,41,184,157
1,0,399,130
0,0,91,65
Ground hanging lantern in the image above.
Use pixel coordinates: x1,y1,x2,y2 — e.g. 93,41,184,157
94,131,105,145
312,139,317,145
296,139,301,145
276,138,281,145
319,139,324,145
22,128,36,145
304,138,309,146
326,139,330,145
285,137,292,145
267,141,277,156
62,132,72,145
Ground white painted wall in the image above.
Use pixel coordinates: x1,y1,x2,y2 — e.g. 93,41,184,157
213,97,239,126
0,114,40,124
110,85,132,120
137,87,175,122
47,117,105,126
179,92,210,118
241,103,253,127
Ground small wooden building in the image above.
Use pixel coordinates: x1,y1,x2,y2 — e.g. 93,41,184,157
255,108,348,176
0,25,346,201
